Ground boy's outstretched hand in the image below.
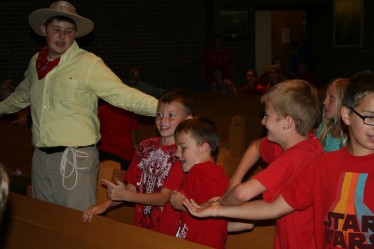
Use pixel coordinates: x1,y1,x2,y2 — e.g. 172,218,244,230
183,198,221,217
102,178,127,201
82,200,111,223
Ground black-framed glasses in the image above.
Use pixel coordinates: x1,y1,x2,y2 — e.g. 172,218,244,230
349,107,374,126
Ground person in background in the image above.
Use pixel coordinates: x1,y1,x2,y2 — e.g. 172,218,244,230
126,65,166,99
211,67,237,95
83,90,192,237
0,80,17,101
272,57,294,81
0,1,158,211
240,69,266,95
201,35,234,91
288,31,312,76
257,62,289,92
0,80,30,127
316,78,349,152
98,100,138,170
295,60,319,88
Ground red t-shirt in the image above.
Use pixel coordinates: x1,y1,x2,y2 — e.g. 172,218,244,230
98,103,138,161
125,137,182,232
176,161,229,249
201,48,233,83
241,83,268,95
253,134,323,249
158,160,185,236
283,147,374,249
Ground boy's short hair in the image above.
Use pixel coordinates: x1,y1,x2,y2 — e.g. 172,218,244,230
175,116,219,157
261,79,319,135
343,70,374,108
159,89,193,116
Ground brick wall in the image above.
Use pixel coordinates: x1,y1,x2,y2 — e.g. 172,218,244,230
0,0,373,91
0,1,206,91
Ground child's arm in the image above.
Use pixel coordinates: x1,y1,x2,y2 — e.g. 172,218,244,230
82,198,117,223
220,178,266,206
82,181,135,223
103,178,173,206
184,194,294,221
228,221,254,232
227,139,262,191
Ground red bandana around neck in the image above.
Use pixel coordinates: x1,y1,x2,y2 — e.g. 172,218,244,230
36,46,60,80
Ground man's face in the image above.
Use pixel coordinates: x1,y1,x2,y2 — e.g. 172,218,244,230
41,20,77,59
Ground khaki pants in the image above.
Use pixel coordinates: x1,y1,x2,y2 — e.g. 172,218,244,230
32,146,99,211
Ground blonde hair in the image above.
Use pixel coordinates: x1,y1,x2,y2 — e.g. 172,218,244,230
319,78,349,149
261,79,320,135
0,163,9,224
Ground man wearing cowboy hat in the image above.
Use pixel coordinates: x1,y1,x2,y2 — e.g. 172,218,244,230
0,1,158,211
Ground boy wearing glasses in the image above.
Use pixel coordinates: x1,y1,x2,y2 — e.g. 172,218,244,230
184,70,374,249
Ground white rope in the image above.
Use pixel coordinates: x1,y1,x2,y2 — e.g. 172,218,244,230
60,147,89,190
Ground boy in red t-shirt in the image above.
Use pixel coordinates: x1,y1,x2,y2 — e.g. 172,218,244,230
82,90,192,236
185,79,322,249
185,70,374,249
172,116,229,249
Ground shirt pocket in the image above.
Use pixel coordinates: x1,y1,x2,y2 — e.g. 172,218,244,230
50,76,78,104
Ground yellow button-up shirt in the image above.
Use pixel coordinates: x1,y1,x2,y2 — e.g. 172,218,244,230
0,41,158,147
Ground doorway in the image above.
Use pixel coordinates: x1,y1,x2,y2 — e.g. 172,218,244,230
255,10,306,75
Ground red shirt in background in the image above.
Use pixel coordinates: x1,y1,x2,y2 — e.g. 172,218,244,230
98,103,138,161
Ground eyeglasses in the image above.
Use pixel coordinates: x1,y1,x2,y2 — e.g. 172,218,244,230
349,107,374,126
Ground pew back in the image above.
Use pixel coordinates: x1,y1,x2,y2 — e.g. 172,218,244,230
0,193,211,249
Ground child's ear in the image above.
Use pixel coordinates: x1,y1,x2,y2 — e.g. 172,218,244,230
201,142,210,152
341,106,351,126
283,116,293,130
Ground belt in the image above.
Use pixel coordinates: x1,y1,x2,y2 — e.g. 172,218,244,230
38,144,95,154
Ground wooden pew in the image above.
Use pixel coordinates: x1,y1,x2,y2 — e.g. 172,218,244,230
226,223,275,249
0,193,211,249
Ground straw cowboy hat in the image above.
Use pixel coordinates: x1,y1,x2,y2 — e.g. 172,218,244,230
29,1,94,38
